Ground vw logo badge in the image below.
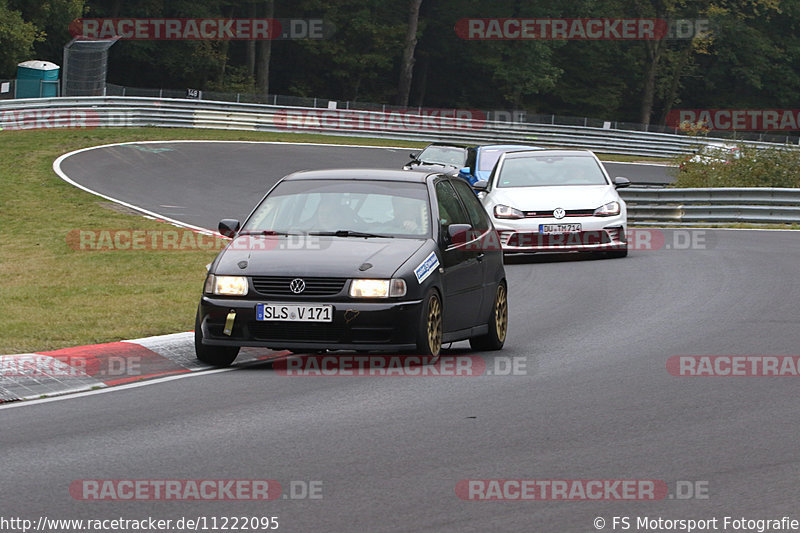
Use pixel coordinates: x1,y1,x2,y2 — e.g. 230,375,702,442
289,278,306,294
553,207,566,219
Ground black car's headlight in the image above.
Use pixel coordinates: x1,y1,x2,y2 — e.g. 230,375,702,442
593,201,620,217
494,204,524,219
204,275,249,296
349,279,407,298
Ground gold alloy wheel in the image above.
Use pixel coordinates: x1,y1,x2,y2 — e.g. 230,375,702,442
427,294,442,356
495,284,508,343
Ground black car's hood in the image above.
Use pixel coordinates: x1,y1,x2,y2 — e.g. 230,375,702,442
214,236,427,278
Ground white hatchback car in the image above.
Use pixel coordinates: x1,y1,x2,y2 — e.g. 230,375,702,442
474,149,630,257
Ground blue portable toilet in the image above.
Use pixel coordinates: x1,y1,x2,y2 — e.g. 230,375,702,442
16,60,60,98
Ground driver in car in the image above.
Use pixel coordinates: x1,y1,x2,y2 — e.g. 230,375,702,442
392,196,424,233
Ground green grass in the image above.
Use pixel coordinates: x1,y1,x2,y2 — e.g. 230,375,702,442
0,127,427,354
671,143,800,188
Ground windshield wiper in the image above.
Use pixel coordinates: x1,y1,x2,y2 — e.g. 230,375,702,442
310,230,393,238
238,230,296,236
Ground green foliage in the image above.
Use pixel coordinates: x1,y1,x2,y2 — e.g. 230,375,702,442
4,0,800,133
8,0,85,61
673,144,800,188
0,0,42,76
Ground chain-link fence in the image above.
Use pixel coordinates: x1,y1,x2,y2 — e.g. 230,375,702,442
102,83,800,144
5,77,800,144
62,38,119,96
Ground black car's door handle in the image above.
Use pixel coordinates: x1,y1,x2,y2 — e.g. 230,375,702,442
477,253,485,262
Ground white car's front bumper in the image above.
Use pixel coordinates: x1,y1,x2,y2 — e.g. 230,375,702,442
492,216,627,253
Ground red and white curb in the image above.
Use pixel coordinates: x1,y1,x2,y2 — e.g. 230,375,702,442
0,332,281,403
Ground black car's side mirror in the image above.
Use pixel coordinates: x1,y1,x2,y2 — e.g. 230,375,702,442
613,177,631,189
218,219,241,238
445,223,473,246
472,180,489,191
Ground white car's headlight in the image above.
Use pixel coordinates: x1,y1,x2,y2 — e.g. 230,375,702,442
494,204,524,219
594,201,620,217
206,275,249,296
349,279,407,298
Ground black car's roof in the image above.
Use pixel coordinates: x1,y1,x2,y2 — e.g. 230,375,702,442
422,142,473,149
284,168,436,183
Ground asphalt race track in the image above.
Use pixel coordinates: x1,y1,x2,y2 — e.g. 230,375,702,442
56,141,672,228
2,142,799,532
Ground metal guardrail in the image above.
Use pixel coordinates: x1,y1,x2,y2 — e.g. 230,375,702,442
1,95,795,159
621,187,800,225
2,96,799,224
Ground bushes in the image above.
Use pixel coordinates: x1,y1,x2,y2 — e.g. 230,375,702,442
672,143,800,188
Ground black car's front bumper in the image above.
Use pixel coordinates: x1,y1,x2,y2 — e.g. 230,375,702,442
198,296,424,351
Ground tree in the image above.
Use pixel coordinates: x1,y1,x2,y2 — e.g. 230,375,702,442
256,0,273,96
8,0,85,63
396,0,423,106
0,0,40,77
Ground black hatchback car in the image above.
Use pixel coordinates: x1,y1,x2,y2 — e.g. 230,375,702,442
403,142,476,175
195,168,507,366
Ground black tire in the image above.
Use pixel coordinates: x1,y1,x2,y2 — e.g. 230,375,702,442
469,282,508,351
415,289,443,365
194,308,240,367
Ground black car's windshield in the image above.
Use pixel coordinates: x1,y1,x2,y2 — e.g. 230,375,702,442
496,155,609,187
415,145,468,167
244,179,432,238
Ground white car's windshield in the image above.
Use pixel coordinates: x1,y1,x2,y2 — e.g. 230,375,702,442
244,179,431,237
496,155,608,187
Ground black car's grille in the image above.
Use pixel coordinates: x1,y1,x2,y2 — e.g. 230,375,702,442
523,209,596,218
252,276,346,297
249,322,344,343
